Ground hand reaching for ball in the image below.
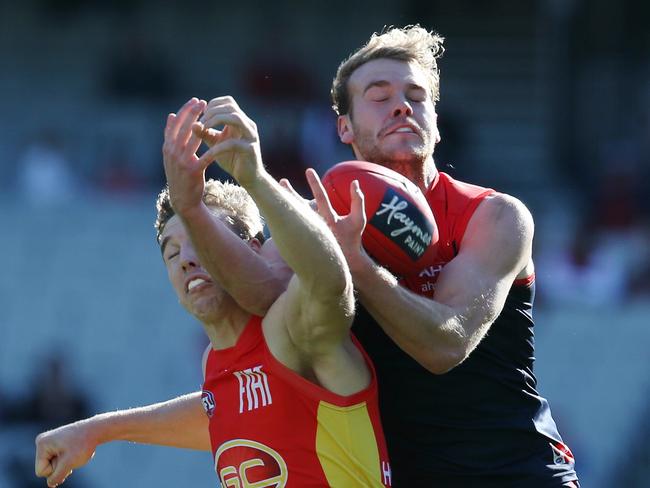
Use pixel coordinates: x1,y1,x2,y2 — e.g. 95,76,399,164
302,168,370,272
320,161,439,277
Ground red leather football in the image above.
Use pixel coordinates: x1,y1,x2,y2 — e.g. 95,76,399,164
322,160,439,277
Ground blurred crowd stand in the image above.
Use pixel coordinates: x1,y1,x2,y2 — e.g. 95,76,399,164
0,354,92,488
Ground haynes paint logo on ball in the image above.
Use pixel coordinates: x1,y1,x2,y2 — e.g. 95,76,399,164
370,187,435,261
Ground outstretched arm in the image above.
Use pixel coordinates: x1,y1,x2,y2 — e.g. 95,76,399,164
162,97,290,315
308,169,534,374
35,392,208,487
194,97,357,360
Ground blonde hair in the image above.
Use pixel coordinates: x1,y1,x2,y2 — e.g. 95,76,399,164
331,25,445,116
155,179,264,243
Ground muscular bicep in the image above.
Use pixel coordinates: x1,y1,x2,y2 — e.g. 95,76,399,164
269,273,355,358
433,195,534,350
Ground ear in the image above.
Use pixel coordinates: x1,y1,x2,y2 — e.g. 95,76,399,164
248,237,263,253
432,112,441,145
337,115,354,145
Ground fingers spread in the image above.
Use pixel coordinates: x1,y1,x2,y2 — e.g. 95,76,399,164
349,179,367,223
197,139,251,167
201,112,256,141
192,123,224,147
279,178,299,197
164,113,177,139
176,99,206,148
305,168,337,222
280,178,317,209
350,179,364,204
204,96,239,112
200,101,241,122
167,98,200,140
183,131,203,161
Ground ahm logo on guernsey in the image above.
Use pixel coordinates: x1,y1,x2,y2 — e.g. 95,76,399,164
216,438,288,488
419,264,444,279
370,188,434,261
201,390,216,418
551,441,575,466
234,365,273,413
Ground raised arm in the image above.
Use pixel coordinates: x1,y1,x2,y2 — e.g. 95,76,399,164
309,169,534,374
193,97,356,358
35,392,209,487
249,170,358,354
162,98,291,315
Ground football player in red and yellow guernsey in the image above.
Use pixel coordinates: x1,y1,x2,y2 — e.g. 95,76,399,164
34,97,391,488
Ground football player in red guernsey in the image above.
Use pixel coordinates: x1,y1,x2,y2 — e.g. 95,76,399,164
307,25,579,487
34,97,391,488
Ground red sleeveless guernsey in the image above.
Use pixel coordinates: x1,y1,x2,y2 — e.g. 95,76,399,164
201,315,392,487
401,171,495,296
354,171,578,486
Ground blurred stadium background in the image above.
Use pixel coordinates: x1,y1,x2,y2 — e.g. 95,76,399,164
1,0,649,486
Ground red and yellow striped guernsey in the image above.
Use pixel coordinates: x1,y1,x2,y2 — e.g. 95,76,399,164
201,315,392,487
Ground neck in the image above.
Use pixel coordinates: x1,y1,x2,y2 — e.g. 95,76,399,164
200,302,252,350
385,157,437,193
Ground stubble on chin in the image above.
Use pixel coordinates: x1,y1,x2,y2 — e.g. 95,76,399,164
186,295,221,323
354,136,437,190
357,137,429,173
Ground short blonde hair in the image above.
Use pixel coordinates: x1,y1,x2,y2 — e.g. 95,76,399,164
331,25,445,116
155,179,264,243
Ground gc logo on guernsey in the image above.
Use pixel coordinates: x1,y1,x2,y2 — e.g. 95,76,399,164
215,438,288,487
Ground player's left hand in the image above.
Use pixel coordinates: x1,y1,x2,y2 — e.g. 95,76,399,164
193,96,263,188
303,168,371,271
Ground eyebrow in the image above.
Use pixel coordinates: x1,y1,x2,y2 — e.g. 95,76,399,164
362,80,391,95
362,80,428,96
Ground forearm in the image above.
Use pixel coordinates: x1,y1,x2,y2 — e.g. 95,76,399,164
245,171,349,294
179,203,286,314
352,258,468,373
88,392,210,451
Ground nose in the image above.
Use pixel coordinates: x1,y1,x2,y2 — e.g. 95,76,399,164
392,96,413,118
180,247,199,272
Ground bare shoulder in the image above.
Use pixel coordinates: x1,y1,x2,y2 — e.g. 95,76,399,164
469,192,534,243
459,193,534,277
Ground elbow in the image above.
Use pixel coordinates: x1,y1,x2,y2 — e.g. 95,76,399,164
308,269,353,305
419,322,470,374
325,275,354,301
421,348,466,375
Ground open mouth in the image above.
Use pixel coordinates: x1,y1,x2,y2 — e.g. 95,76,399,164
186,277,210,293
382,123,420,138
391,127,416,134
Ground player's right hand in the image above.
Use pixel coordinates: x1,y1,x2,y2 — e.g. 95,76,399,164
35,421,97,487
192,96,263,188
162,97,208,217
